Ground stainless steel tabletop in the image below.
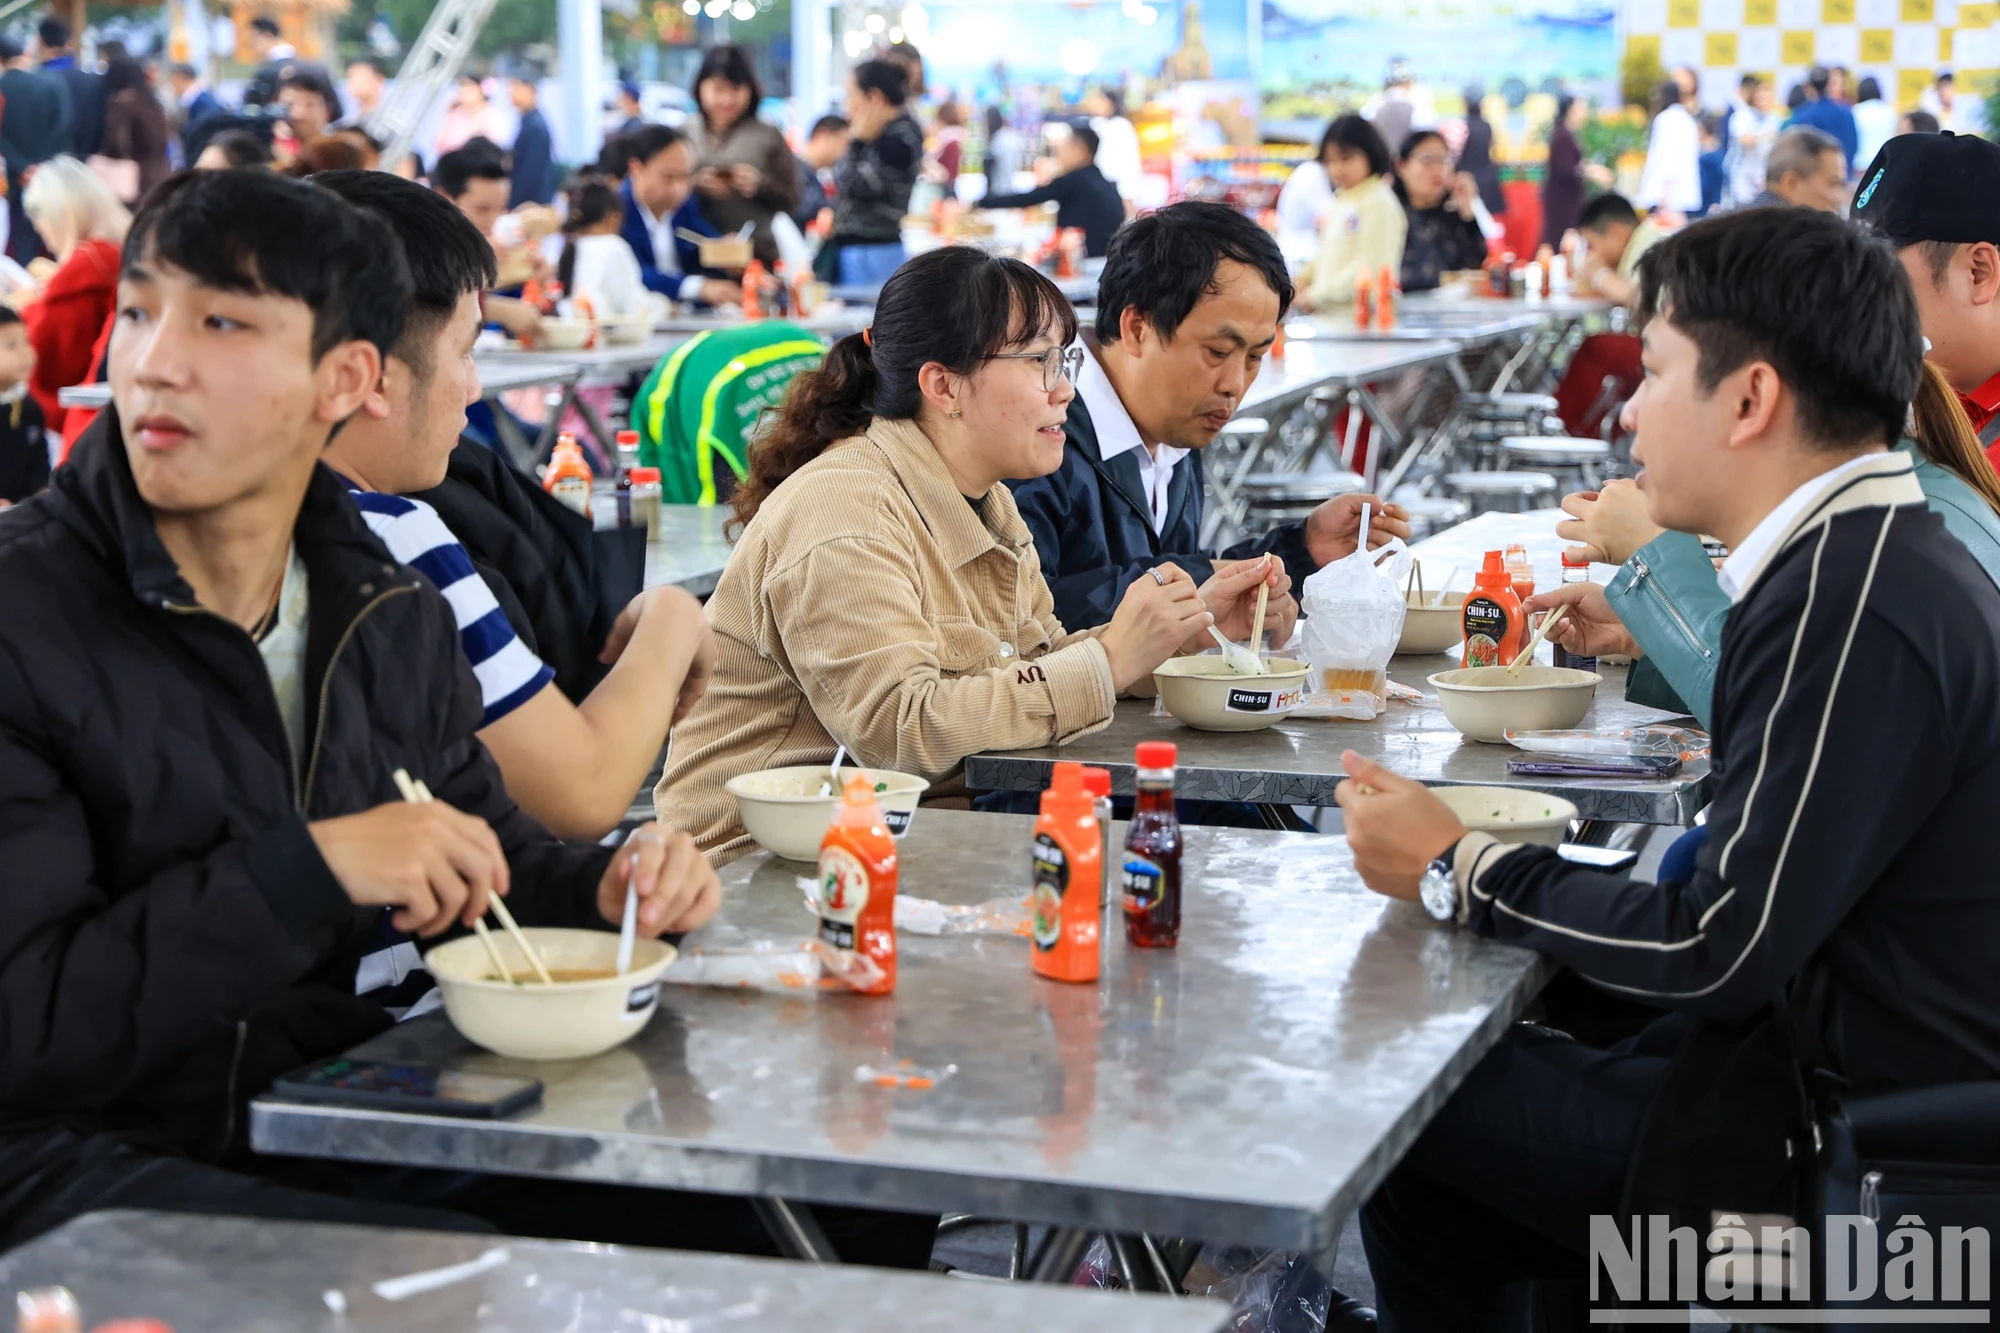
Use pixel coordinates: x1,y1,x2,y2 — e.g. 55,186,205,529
0,1211,1226,1332
1240,339,1464,418
251,810,1550,1251
477,335,688,381
643,505,737,596
1290,310,1549,345
657,306,873,337
964,659,1709,825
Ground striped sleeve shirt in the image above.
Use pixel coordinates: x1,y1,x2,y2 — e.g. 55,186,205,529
344,484,554,728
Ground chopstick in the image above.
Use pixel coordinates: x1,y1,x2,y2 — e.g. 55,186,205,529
391,768,554,986
1250,556,1271,667
1508,605,1568,675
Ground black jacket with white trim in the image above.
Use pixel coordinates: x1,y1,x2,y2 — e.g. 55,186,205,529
1455,452,2000,1092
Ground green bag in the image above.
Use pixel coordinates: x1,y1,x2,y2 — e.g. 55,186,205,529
630,323,827,507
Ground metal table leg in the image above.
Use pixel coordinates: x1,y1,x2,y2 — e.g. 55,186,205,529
1025,1225,1095,1283
752,1197,836,1263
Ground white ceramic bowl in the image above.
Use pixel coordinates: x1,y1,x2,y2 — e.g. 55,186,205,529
1431,785,1579,846
1428,665,1601,743
598,313,653,345
425,928,676,1061
1152,655,1313,732
537,319,594,351
1398,591,1466,655
725,765,930,862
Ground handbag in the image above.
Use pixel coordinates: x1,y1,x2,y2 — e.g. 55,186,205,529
86,155,141,205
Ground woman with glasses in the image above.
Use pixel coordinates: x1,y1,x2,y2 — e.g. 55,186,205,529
657,247,1275,860
1392,129,1489,293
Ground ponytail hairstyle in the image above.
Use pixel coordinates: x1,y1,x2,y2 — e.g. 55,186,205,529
732,246,1078,532
1911,360,2000,518
557,175,622,295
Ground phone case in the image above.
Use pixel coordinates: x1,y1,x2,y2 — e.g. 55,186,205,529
273,1060,543,1120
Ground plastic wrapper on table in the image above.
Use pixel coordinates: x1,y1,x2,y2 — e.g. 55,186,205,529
1299,535,1412,721
1195,1245,1343,1332
1503,723,1710,761
661,938,887,994
797,877,1034,938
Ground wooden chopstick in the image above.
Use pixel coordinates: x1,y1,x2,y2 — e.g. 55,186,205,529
1508,605,1569,675
391,768,552,985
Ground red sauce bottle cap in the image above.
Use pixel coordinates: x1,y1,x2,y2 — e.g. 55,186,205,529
1080,766,1112,798
1135,741,1178,768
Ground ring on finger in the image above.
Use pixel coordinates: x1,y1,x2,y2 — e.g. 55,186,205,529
1147,567,1167,587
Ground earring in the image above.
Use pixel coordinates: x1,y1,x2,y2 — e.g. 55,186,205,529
949,410,962,419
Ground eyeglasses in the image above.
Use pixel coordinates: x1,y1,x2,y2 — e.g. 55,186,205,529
986,345,1085,392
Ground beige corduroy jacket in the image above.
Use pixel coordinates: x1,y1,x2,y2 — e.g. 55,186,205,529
656,417,1118,862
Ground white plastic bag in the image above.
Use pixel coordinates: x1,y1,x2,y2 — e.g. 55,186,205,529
1298,532,1411,720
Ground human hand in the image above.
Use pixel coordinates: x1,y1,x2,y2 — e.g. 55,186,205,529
698,278,744,306
1332,751,1466,901
1449,172,1479,215
1305,493,1410,568
730,163,763,197
1099,564,1214,692
694,166,732,198
1556,479,1660,567
1520,580,1639,660
599,824,720,936
309,801,510,937
600,587,720,724
1195,555,1295,653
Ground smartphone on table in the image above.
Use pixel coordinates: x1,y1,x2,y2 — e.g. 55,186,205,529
273,1058,543,1120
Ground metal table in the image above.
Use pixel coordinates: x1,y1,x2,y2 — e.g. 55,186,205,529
965,660,1710,826
0,1210,1226,1332
644,505,736,597
1293,309,1550,347
657,305,872,337
252,810,1550,1255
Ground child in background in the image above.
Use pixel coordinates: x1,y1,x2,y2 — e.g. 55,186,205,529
558,176,659,324
0,308,50,504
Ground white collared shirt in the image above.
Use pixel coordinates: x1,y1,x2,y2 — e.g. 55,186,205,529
1075,343,1188,535
1716,452,1886,602
633,195,706,304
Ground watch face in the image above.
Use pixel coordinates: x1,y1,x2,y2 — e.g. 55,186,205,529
1420,865,1456,921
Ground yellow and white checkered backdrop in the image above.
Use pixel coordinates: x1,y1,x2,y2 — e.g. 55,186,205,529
1622,0,1996,109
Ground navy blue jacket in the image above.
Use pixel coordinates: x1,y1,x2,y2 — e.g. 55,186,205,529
509,108,557,207
618,181,718,299
1008,394,1314,631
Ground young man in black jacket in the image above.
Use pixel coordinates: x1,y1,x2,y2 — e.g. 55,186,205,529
0,170,721,1245
977,124,1126,258
1337,208,2000,1325
1007,201,1410,639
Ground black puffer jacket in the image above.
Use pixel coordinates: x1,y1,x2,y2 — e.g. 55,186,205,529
0,417,613,1170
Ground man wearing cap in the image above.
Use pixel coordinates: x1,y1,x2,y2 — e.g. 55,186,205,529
1852,129,2000,462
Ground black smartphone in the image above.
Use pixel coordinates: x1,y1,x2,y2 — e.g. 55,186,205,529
273,1058,543,1120
1507,753,1684,779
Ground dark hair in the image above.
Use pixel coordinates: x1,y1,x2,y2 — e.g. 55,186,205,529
0,36,23,62
1808,65,1831,94
124,169,412,362
1463,86,1486,118
348,55,387,76
37,17,70,49
103,57,148,96
1698,110,1725,138
810,114,849,138
169,61,197,80
936,100,965,127
200,127,276,169
285,135,367,176
1095,200,1294,343
885,40,925,96
1740,72,1762,91
851,59,909,108
595,133,638,179
1096,86,1125,117
310,169,496,378
1767,125,1841,182
1634,208,1919,450
736,248,1076,531
1938,70,1956,85
1651,79,1683,117
1555,93,1577,124
1317,114,1393,179
626,123,687,167
1858,75,1883,102
1787,83,1809,111
1904,109,1941,132
1579,192,1639,231
984,105,1006,137
1069,124,1100,159
0,304,22,329
277,67,344,122
694,45,763,129
1390,129,1450,203
556,176,623,292
250,16,281,37
432,145,509,198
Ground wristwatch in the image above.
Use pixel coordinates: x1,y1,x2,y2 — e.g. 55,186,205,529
1419,849,1460,923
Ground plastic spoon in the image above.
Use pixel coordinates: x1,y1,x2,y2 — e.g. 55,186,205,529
1508,605,1569,676
1433,566,1461,607
1207,625,1267,676
820,744,848,797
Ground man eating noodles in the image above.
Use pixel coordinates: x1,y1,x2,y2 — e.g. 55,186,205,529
1337,208,2000,1326
0,169,722,1245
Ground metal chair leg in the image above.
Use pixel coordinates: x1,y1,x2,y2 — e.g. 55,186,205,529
1025,1226,1094,1283
752,1197,836,1263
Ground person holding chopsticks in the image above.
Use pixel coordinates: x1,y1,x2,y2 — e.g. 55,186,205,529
657,245,1282,862
0,169,936,1269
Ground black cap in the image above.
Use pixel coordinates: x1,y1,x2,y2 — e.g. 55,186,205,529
1851,130,2000,246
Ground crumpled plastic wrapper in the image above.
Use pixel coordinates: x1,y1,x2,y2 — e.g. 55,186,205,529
661,938,886,994
797,878,1032,937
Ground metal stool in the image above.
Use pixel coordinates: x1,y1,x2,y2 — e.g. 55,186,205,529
1239,471,1366,527
1443,470,1560,515
1448,392,1563,469
1397,494,1471,541
1499,436,1611,493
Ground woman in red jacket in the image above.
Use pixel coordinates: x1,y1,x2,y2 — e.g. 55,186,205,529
21,157,129,441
